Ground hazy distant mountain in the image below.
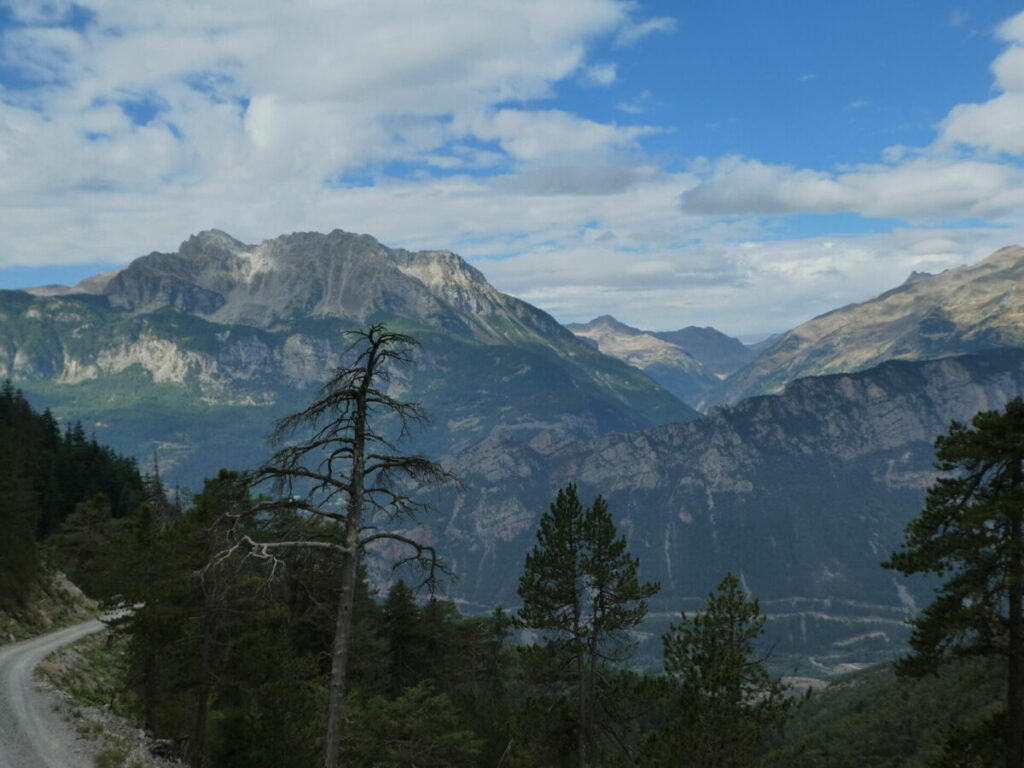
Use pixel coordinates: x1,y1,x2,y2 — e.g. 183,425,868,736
709,245,1024,406
3,229,695,485
745,332,783,357
650,326,755,376
565,315,718,404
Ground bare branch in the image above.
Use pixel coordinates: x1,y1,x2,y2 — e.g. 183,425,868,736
359,531,453,592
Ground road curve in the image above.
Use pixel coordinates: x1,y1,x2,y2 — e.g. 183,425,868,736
0,618,105,768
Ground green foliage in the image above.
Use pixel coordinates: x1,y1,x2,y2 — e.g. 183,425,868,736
517,485,659,661
37,631,130,710
94,746,130,768
765,657,1003,767
885,398,1024,765
885,398,1024,669
653,573,795,768
50,494,119,597
345,681,483,767
0,381,143,611
516,484,659,766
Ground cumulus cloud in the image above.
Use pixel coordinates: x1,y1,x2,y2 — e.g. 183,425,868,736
680,156,1024,219
0,0,675,267
939,38,1024,153
679,10,1024,224
481,224,1024,334
463,108,658,162
5,2,1024,337
584,62,617,86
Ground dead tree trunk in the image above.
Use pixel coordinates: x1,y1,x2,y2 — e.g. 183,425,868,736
217,325,453,768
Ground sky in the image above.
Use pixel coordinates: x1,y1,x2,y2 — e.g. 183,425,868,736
2,1,1024,336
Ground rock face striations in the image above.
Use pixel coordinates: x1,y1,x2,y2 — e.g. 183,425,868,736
3,229,695,483
439,348,1024,669
710,245,1024,406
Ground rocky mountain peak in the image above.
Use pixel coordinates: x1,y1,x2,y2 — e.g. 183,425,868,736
568,315,640,335
86,228,545,337
180,229,249,258
566,315,716,404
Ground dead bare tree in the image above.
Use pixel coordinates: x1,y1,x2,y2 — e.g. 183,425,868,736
220,324,454,768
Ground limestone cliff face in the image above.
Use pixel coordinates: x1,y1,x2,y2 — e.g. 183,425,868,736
439,348,1024,666
712,245,1024,406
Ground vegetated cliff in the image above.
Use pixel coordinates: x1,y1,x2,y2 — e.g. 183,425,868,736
709,245,1024,406
2,229,695,485
434,348,1024,672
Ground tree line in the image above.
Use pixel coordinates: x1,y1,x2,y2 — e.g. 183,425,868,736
0,379,144,614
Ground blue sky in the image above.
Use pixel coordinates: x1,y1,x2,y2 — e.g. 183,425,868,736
2,1,1024,334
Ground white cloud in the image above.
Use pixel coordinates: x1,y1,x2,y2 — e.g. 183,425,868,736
480,225,1024,334
464,108,657,162
584,62,617,86
5,2,1024,338
0,0,663,267
613,16,676,47
678,13,1024,224
939,13,1024,154
3,0,79,24
948,8,968,28
680,156,1024,220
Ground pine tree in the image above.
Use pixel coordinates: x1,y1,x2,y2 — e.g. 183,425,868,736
517,484,659,767
382,580,424,695
50,493,117,597
655,573,793,768
0,426,41,607
885,397,1024,768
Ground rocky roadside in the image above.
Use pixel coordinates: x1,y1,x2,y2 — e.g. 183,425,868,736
37,629,184,768
0,570,98,644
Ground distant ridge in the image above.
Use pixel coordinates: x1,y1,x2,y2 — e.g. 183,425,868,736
707,245,1024,406
565,315,754,405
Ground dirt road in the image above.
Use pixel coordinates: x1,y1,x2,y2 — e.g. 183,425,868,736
0,619,105,768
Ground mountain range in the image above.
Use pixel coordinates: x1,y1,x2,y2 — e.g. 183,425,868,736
3,229,693,482
7,229,1024,672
